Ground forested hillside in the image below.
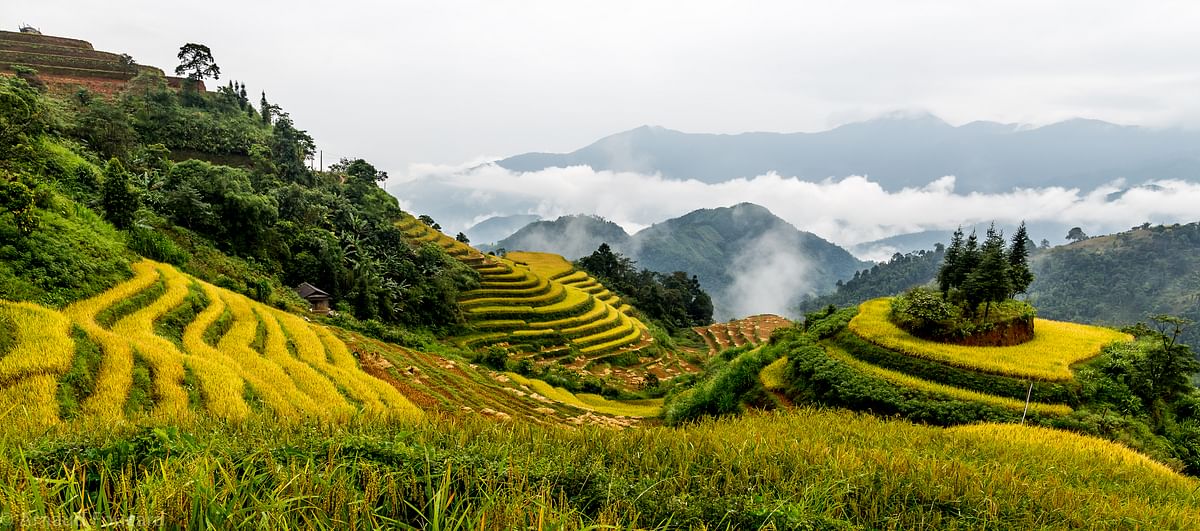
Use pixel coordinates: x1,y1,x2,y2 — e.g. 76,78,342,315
0,63,476,334
1028,224,1200,347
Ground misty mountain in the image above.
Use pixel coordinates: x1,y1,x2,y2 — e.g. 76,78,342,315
800,221,1200,347
495,203,867,319
497,114,1200,192
464,214,542,245
493,215,632,259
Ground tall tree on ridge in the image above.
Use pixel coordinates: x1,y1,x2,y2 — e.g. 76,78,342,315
937,226,964,296
175,43,221,81
1008,221,1034,296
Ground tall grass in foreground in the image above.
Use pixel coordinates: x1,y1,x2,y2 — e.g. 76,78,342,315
0,408,1196,530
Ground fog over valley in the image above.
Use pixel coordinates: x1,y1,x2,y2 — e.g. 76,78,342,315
390,160,1200,262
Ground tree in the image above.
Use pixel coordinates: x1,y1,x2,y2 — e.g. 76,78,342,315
936,227,964,296
417,214,441,231
957,229,981,288
1066,227,1088,243
101,158,138,229
260,92,272,125
1007,221,1034,296
455,232,470,244
175,43,221,81
0,170,37,235
963,224,1011,319
1131,315,1200,426
577,243,627,281
340,158,388,185
269,114,315,185
1040,238,1051,249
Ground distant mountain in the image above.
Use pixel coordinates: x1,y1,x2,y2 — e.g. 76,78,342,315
800,222,1200,349
494,215,631,259
464,214,541,246
496,204,867,319
849,221,1074,261
497,114,1200,192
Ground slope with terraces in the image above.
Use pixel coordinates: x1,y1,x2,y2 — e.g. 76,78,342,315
395,215,655,369
0,29,197,95
694,314,793,356
0,257,662,430
778,298,1135,422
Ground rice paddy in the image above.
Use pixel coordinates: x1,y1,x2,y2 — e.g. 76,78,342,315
694,314,792,356
396,215,653,379
2,260,423,427
849,298,1132,381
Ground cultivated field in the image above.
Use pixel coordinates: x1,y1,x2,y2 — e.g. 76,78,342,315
2,260,422,428
694,314,791,356
850,298,1131,381
397,216,655,374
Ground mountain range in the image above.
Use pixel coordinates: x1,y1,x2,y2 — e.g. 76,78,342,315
493,203,867,319
498,114,1200,192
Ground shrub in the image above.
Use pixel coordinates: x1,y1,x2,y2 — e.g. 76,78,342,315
126,225,189,266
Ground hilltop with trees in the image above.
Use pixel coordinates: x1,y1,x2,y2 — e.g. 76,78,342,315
891,223,1035,345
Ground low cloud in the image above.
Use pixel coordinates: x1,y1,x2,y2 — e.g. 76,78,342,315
722,227,816,320
389,162,1200,259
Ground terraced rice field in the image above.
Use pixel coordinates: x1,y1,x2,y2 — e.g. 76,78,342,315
336,330,658,425
1,260,422,428
850,298,1132,381
694,314,792,356
824,343,1074,416
397,216,653,366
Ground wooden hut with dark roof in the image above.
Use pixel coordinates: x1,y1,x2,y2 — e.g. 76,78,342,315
295,282,332,315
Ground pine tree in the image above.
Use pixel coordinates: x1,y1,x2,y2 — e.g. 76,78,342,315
965,224,1011,319
100,158,138,229
956,229,981,289
937,226,964,296
260,91,272,126
1007,221,1034,296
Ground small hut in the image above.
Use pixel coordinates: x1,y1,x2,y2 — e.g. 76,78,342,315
295,282,332,315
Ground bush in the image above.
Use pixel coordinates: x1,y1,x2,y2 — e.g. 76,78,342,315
664,344,784,424
126,225,189,266
890,287,1036,344
785,333,1029,426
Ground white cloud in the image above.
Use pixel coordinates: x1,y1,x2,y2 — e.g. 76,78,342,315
389,163,1200,254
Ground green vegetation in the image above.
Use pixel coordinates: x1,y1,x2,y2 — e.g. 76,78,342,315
890,287,1036,343
576,243,713,332
779,303,1200,475
3,409,1197,529
0,70,475,331
5,33,1200,529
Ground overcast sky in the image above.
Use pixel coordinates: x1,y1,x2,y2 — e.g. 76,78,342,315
10,1,1200,175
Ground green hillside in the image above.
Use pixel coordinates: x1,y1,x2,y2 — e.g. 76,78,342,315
3,33,1200,529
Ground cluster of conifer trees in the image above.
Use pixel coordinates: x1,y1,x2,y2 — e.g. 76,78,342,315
936,222,1034,317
